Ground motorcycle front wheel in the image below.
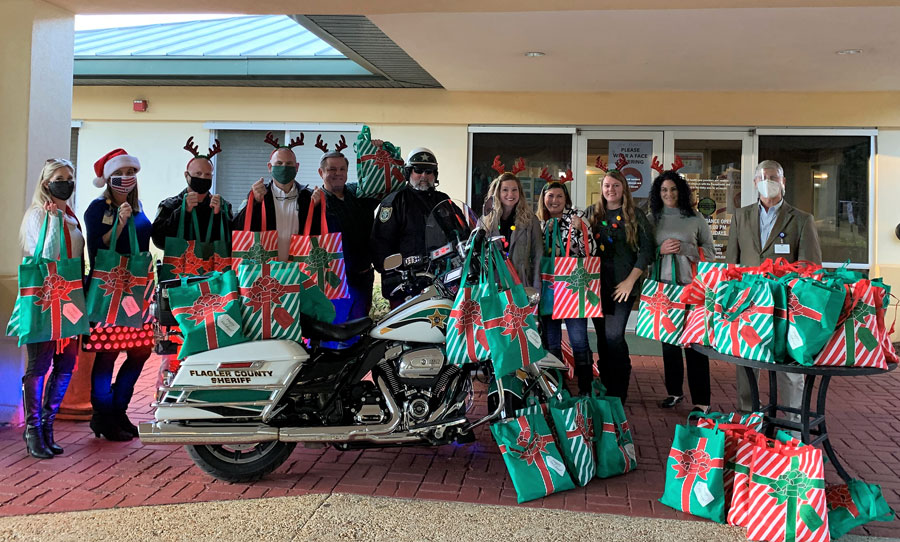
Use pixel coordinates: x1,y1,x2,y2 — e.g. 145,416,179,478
186,441,297,482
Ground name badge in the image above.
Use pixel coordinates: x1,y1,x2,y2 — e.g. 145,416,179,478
774,244,791,254
101,211,115,225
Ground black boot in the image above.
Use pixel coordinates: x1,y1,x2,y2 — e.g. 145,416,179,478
573,350,595,396
90,411,132,442
41,372,72,455
22,376,53,459
116,410,139,438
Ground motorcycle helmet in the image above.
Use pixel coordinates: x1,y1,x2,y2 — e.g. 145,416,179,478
404,147,439,185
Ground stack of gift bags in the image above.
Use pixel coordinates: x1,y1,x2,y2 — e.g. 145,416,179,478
636,257,898,370
489,382,637,503
660,411,894,540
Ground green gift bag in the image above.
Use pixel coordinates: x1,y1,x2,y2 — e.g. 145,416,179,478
636,253,689,344
7,211,89,345
446,238,490,365
354,125,405,199
713,277,776,362
539,219,561,317
659,423,727,523
549,391,596,487
481,244,547,377
160,198,212,281
491,412,575,503
205,214,232,273
169,270,249,359
591,392,637,478
826,479,895,539
238,260,333,341
85,214,152,328
780,274,846,365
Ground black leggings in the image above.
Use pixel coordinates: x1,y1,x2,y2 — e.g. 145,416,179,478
661,342,711,405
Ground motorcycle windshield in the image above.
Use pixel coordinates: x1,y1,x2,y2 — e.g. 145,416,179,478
424,199,480,255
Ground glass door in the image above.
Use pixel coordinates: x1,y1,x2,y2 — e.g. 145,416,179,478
663,131,754,260
575,131,664,212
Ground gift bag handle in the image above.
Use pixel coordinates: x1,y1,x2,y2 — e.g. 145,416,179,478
107,212,140,256
33,210,68,262
242,190,269,232
721,283,755,322
564,218,591,258
302,195,329,236
543,218,562,257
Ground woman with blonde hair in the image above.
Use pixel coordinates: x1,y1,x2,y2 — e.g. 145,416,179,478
481,172,542,290
587,169,655,403
17,158,83,459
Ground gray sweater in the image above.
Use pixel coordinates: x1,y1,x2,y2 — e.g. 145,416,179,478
649,207,715,285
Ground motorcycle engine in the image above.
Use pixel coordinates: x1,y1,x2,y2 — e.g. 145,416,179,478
376,345,464,428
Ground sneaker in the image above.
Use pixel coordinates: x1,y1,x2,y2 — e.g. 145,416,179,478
691,404,711,414
658,395,684,408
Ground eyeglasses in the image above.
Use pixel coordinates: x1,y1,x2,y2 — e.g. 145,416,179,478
412,167,435,175
47,158,74,168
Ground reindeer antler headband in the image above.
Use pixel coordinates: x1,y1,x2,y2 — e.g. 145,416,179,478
491,155,526,176
264,131,304,159
184,136,222,169
650,154,685,174
594,153,629,175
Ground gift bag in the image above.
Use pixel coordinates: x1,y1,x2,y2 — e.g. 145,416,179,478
591,392,637,478
747,440,829,542
870,278,899,364
160,198,212,281
353,125,405,200
446,239,490,365
539,219,561,317
660,422,727,522
551,220,603,319
85,214,152,328
231,191,278,267
637,254,689,344
728,431,802,528
7,211,89,346
481,245,547,377
782,275,846,365
490,412,575,503
169,270,248,359
205,214,232,273
814,280,886,369
289,198,349,300
694,411,765,432
825,479,894,539
679,261,728,347
549,392,596,487
238,260,330,341
713,277,776,362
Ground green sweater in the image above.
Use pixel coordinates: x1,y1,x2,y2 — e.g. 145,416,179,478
586,205,656,297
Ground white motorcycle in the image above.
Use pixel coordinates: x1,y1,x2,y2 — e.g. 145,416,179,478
139,200,565,482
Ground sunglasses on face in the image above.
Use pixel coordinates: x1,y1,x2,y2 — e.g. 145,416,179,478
412,167,435,175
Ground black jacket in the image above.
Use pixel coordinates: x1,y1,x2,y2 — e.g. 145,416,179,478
322,184,380,281
231,181,327,235
370,184,451,273
151,188,233,250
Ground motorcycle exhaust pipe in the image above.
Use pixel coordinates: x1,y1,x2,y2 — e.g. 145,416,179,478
138,422,279,445
278,377,401,443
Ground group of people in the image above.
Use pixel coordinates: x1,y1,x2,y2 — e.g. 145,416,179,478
17,130,820,462
480,159,821,420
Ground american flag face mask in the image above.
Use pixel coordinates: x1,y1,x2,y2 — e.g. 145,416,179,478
110,175,137,194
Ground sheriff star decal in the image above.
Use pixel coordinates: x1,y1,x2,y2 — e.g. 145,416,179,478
427,309,447,329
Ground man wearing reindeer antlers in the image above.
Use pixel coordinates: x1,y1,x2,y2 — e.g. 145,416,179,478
726,159,821,425
151,137,233,250
232,132,326,262
371,147,451,308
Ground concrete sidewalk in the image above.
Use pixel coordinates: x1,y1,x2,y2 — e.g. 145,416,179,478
0,492,887,542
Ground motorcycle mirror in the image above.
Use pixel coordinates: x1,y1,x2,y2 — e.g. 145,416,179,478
524,286,540,306
384,253,403,271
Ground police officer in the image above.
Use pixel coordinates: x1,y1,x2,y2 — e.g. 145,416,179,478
370,147,450,308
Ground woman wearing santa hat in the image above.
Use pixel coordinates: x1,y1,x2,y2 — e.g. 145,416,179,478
17,158,83,458
83,149,153,441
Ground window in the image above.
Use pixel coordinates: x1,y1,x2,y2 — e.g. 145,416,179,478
470,132,573,215
757,134,872,265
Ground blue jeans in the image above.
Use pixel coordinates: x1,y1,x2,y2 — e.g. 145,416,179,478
592,293,636,402
92,346,152,413
541,316,591,358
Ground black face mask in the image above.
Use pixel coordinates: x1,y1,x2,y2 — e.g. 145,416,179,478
48,181,74,201
189,176,212,194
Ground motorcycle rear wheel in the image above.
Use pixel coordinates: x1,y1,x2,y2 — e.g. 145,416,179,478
186,441,297,482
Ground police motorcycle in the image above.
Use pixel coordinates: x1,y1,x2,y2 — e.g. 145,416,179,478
139,200,566,482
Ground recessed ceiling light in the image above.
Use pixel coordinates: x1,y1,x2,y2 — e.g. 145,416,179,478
836,49,862,55
525,51,545,57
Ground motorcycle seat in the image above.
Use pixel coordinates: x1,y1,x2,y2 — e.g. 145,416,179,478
300,315,373,342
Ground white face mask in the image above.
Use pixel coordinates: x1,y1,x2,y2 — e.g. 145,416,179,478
757,179,782,199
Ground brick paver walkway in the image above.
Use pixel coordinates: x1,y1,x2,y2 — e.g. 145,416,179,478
0,353,897,537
